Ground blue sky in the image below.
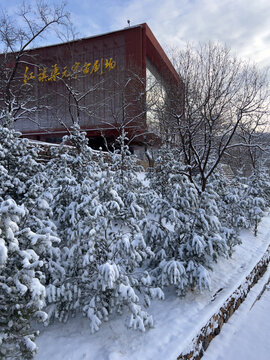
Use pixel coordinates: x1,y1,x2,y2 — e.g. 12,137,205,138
1,0,270,69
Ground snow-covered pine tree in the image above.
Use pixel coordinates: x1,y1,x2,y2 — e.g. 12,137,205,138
43,125,96,323
83,144,164,332
243,168,268,236
0,126,42,203
45,125,163,332
144,147,193,265
0,123,64,311
208,171,242,255
145,148,234,295
146,146,184,197
258,167,270,207
82,133,164,332
144,148,197,294
0,199,49,359
221,171,251,233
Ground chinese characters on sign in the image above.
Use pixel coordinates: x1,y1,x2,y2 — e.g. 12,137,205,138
24,57,117,84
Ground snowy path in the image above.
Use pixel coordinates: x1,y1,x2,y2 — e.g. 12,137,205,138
35,216,270,360
203,264,270,360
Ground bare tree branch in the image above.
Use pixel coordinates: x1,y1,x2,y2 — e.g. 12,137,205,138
157,42,270,191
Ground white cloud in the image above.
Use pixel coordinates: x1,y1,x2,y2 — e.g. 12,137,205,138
108,0,270,68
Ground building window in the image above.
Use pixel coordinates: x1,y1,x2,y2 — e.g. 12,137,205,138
146,60,166,135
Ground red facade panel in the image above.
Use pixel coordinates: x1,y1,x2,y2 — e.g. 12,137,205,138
2,23,182,147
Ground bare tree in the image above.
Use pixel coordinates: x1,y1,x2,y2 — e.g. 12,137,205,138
223,112,270,175
0,0,71,128
159,42,270,192
50,67,106,135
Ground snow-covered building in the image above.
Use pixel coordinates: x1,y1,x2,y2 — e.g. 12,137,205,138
9,23,183,155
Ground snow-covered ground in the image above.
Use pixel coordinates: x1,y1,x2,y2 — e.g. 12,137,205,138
35,216,270,360
203,264,270,360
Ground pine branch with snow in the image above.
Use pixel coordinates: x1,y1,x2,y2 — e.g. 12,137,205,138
0,199,48,359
